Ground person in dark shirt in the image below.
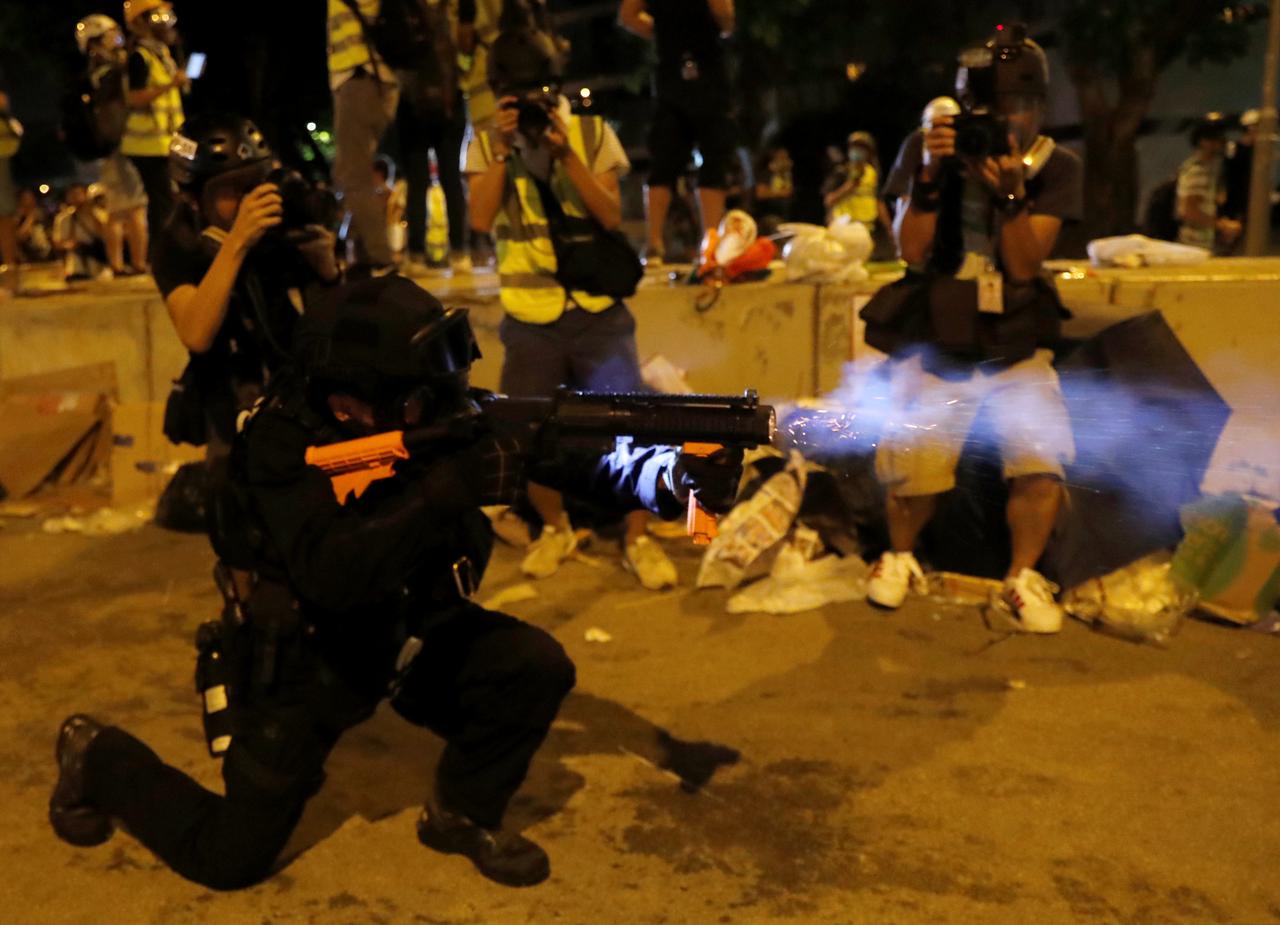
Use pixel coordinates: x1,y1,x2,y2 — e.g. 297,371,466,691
866,26,1083,635
619,0,735,266
154,114,338,456
48,275,744,890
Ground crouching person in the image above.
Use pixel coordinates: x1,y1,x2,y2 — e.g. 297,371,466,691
49,275,742,889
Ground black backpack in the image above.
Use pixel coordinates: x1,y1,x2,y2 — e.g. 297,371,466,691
61,65,127,161
345,0,457,116
1143,178,1180,241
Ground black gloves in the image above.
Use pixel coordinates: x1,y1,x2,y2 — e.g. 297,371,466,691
669,446,745,515
421,434,529,511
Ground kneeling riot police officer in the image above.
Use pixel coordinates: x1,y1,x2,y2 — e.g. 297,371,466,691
49,275,743,890
156,113,339,457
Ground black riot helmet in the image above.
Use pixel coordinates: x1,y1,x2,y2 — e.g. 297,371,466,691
168,114,273,219
295,275,481,427
955,23,1049,111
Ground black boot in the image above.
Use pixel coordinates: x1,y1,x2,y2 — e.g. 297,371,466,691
49,715,113,847
416,799,549,887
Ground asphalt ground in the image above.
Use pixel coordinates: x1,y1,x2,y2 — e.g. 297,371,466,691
2,519,1278,925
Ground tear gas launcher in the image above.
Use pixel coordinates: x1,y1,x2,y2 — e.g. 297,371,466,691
305,389,777,544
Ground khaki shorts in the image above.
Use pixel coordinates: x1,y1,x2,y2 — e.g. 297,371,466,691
875,349,1075,497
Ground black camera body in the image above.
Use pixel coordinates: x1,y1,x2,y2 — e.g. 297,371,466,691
952,111,1011,159
265,167,336,242
503,88,556,139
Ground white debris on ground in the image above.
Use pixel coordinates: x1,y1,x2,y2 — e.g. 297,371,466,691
1063,551,1196,646
480,583,539,611
41,507,150,536
727,537,869,615
583,627,613,643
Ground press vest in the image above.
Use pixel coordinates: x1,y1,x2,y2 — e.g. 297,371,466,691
121,42,183,158
831,163,879,225
327,0,378,77
478,116,616,324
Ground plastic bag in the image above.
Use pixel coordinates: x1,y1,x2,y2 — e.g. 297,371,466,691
1062,552,1196,646
696,452,808,589
779,219,872,283
726,526,869,614
1086,234,1210,268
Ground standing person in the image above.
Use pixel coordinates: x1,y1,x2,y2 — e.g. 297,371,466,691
122,0,186,258
0,82,21,295
395,0,470,276
753,145,793,234
1221,108,1258,226
1176,115,1240,252
75,14,149,276
152,115,339,458
619,0,735,267
863,25,1083,634
466,29,679,589
824,131,892,235
327,0,400,273
48,275,744,890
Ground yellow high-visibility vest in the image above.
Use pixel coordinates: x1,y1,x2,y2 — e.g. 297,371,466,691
478,115,617,324
328,0,379,78
831,163,880,226
121,42,183,157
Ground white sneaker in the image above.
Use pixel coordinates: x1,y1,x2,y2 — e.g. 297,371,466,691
623,535,678,590
521,521,578,579
1003,568,1064,634
866,551,926,609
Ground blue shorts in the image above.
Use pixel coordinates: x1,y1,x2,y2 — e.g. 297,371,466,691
498,302,646,397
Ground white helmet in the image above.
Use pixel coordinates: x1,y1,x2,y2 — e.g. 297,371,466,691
922,96,961,129
76,14,123,55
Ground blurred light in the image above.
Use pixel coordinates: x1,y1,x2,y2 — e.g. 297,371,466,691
579,87,590,99
996,23,1005,31
582,98,592,108
845,61,866,81
306,121,317,132
317,131,331,142
38,183,49,194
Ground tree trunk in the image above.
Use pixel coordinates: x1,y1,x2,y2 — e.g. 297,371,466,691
1071,64,1157,240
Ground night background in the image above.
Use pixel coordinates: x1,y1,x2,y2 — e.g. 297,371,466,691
0,1,1270,243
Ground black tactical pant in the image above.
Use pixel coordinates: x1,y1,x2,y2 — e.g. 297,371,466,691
83,604,575,890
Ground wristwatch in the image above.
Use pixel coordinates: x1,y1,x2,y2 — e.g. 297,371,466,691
998,192,1028,216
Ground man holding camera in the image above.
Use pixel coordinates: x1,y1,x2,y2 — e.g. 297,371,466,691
465,31,678,589
864,26,1082,633
154,115,339,457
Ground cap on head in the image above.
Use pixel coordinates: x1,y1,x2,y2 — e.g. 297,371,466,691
76,14,122,54
123,0,166,26
955,23,1049,109
295,276,480,401
1191,113,1229,146
847,131,877,153
488,26,563,96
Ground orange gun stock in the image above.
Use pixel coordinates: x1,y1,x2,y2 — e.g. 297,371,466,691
682,441,722,545
304,431,410,504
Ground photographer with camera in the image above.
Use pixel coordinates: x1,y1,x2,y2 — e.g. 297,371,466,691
862,25,1083,634
466,28,678,589
154,115,339,458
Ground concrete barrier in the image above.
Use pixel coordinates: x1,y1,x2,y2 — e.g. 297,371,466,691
1,260,1276,498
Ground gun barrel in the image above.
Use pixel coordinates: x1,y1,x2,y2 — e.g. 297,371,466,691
553,389,776,447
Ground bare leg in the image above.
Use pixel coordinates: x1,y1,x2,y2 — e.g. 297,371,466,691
527,482,568,531
105,216,125,272
886,492,940,553
1006,475,1062,578
697,187,726,235
623,510,648,546
645,184,673,253
125,208,148,271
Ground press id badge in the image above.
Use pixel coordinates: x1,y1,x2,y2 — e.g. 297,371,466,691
977,269,1004,314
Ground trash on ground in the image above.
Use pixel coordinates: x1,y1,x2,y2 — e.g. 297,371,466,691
481,583,539,611
1062,552,1194,646
482,505,531,548
696,451,807,589
928,571,1003,605
41,507,149,536
1086,234,1210,268
1007,679,1027,690
726,544,868,615
1173,493,1280,625
584,626,613,643
639,354,693,394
